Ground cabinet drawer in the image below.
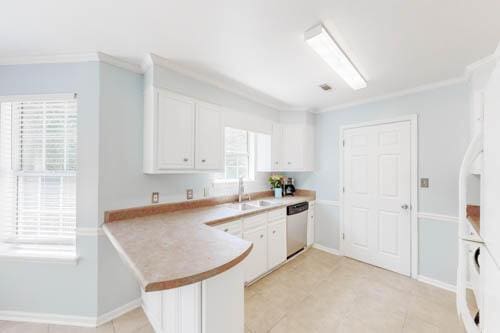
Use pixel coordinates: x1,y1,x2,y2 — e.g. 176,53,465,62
268,208,286,222
243,213,267,231
214,220,242,236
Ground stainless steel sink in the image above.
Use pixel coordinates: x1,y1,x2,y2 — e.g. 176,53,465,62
228,203,259,211
251,200,277,207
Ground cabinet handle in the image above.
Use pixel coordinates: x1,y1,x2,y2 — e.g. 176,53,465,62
260,234,264,238
201,159,206,163
183,158,189,162
224,228,229,232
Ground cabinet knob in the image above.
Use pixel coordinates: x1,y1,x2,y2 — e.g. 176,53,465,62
272,230,276,234
183,158,189,162
275,161,279,164
260,234,264,238
288,162,291,165
224,228,229,232
202,159,206,163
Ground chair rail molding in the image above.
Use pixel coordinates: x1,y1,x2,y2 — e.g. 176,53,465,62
417,212,458,223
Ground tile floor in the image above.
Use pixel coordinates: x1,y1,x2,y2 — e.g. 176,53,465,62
245,248,465,333
0,248,465,333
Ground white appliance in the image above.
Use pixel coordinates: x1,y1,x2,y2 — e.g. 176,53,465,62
457,44,500,333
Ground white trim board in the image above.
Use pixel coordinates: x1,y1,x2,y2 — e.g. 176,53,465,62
0,298,141,327
339,114,419,279
312,243,343,256
417,212,458,223
417,275,456,293
77,227,105,237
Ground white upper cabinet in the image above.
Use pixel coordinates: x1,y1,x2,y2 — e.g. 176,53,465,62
156,90,195,170
195,103,223,170
257,123,314,172
144,88,223,174
271,123,283,171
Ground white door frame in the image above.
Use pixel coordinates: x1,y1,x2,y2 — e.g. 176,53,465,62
339,114,418,278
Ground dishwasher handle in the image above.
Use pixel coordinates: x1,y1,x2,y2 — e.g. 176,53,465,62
287,202,309,215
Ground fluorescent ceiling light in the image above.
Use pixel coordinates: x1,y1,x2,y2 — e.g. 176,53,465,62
305,24,367,90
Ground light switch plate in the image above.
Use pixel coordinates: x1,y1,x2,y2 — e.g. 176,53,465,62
186,189,193,200
420,178,429,188
152,192,159,204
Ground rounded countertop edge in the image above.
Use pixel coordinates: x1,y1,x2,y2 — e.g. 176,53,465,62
143,242,253,292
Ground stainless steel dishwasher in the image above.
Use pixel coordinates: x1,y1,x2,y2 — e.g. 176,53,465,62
286,201,308,258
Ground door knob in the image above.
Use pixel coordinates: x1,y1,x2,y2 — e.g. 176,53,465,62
401,204,409,210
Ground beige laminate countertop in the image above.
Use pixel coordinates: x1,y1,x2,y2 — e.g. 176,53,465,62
103,195,314,292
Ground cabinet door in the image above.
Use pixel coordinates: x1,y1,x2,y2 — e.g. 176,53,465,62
195,103,223,170
267,220,287,270
271,124,283,171
307,205,315,247
281,125,304,170
243,227,267,283
480,249,500,332
156,91,195,169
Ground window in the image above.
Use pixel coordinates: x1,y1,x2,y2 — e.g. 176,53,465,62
0,96,77,259
222,127,255,181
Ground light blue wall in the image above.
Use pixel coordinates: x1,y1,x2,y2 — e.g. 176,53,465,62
0,61,282,318
292,83,469,284
97,63,282,314
419,219,458,285
0,62,100,316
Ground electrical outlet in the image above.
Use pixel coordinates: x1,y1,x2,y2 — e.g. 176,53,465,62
186,189,193,200
420,178,429,188
152,192,159,204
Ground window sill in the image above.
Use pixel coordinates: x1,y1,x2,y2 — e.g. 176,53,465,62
213,179,256,184
0,251,79,265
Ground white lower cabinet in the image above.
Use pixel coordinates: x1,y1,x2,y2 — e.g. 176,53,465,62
142,265,244,333
267,219,287,270
307,201,315,247
242,226,268,283
480,249,500,332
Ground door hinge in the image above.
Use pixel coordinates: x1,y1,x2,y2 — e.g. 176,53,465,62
342,187,345,193
342,233,345,240
342,140,345,147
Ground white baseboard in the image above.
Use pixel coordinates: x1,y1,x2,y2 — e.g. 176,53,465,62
0,311,97,327
96,298,141,326
0,298,141,327
417,275,456,293
312,243,343,256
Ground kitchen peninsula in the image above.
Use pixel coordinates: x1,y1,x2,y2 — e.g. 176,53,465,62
103,190,315,333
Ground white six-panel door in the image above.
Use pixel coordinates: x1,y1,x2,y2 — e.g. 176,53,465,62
343,121,411,276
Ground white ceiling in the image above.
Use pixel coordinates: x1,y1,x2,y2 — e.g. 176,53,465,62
2,0,500,111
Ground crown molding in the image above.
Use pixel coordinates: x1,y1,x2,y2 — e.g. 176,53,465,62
0,53,99,66
0,52,143,74
142,53,306,112
315,76,466,113
96,52,143,73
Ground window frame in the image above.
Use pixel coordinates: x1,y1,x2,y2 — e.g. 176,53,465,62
0,94,78,263
216,127,256,183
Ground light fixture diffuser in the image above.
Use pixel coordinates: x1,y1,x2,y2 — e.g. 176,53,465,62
305,24,367,90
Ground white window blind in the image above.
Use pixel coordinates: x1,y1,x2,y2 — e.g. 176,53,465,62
222,127,255,181
0,96,77,258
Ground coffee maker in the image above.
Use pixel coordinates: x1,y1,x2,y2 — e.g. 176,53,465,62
283,177,296,196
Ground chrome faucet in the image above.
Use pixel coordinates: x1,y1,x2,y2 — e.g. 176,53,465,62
238,176,245,203
237,176,251,202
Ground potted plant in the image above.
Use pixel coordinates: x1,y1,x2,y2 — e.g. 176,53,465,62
269,175,283,198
